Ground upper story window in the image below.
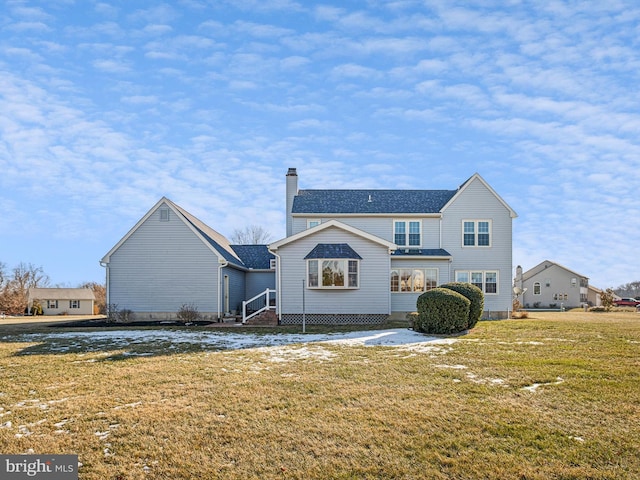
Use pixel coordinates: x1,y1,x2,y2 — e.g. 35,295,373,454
394,220,421,247
307,219,321,228
160,208,170,221
533,282,541,295
308,259,359,289
462,220,491,247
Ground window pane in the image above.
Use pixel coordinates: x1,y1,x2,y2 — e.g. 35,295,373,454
463,221,475,246
478,221,490,246
323,260,344,286
471,272,483,290
348,260,358,287
425,268,438,290
390,270,399,292
394,222,406,245
533,282,540,295
485,272,497,293
400,269,412,292
308,260,318,287
409,222,420,246
413,270,424,292
456,271,469,283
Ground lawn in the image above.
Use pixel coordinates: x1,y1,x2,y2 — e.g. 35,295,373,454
0,311,638,479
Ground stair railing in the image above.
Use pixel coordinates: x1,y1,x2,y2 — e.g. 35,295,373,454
242,288,276,324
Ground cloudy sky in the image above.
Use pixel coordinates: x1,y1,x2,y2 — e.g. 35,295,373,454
1,1,639,290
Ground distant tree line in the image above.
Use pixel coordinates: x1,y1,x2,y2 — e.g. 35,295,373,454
0,261,106,315
614,281,640,299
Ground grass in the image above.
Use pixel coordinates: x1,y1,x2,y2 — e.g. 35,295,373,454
0,311,638,479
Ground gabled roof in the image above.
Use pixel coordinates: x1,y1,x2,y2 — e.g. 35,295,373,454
230,245,275,269
292,189,456,215
269,219,397,251
521,260,589,282
101,197,242,266
28,287,95,301
442,173,518,218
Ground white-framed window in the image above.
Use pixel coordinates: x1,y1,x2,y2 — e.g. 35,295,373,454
307,219,321,228
533,282,541,295
455,270,499,295
69,300,80,309
394,220,421,247
160,208,170,221
47,300,58,309
462,220,491,247
307,259,359,289
269,259,276,270
391,268,438,293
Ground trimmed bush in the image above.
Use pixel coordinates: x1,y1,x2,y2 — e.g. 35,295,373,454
415,288,470,334
439,282,484,329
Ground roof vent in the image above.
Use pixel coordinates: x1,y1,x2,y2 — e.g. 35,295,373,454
367,194,372,203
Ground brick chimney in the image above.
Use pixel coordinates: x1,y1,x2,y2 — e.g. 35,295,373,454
286,168,298,237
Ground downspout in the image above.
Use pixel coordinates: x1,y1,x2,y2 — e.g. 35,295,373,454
217,258,228,321
269,248,282,322
99,261,109,310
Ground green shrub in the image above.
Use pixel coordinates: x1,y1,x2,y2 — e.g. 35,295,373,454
415,288,470,334
439,282,484,328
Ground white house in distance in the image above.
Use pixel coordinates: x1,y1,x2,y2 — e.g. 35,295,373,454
514,261,591,309
27,287,96,315
101,168,517,324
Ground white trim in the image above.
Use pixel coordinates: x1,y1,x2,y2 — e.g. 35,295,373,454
393,219,422,248
461,219,492,248
454,270,499,295
307,258,360,289
307,219,321,228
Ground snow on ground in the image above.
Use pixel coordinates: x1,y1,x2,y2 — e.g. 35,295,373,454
1,328,456,354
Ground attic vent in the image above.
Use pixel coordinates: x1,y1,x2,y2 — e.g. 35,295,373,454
160,208,169,221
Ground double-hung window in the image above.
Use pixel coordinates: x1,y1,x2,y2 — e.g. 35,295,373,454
394,220,421,247
69,300,80,309
455,270,499,295
47,300,58,309
308,259,359,288
462,220,491,247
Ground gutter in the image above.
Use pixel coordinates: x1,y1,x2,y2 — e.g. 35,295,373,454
217,258,228,321
99,261,109,308
268,248,282,322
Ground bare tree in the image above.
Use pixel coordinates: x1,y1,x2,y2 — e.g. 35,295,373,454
230,225,273,244
0,262,50,315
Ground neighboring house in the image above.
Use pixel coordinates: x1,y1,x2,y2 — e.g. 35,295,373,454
587,285,602,307
100,198,275,320
28,288,96,315
514,261,590,309
102,168,516,323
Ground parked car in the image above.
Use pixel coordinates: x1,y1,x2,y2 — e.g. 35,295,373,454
613,298,640,307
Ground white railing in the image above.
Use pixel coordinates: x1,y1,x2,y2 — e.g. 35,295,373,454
242,288,276,324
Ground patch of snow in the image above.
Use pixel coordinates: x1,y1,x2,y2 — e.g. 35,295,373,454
521,377,564,393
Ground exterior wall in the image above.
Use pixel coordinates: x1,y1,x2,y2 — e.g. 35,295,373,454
222,266,246,315
440,178,513,318
291,216,441,249
389,258,452,314
245,270,276,299
276,226,391,320
107,206,219,319
39,299,94,315
521,264,587,309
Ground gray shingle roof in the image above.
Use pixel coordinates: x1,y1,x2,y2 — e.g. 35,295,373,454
292,189,457,214
230,245,275,269
391,248,451,257
304,243,363,260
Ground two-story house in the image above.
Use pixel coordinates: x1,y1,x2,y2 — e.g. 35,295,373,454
270,168,516,323
101,168,516,323
514,261,590,309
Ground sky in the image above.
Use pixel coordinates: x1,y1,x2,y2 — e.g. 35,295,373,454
1,1,639,290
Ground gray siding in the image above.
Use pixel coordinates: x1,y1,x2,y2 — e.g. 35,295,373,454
292,216,441,248
277,226,391,315
521,264,586,309
245,271,276,299
223,267,246,314
107,206,219,316
441,177,513,316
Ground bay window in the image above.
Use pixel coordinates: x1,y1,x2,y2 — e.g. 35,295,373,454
308,259,359,288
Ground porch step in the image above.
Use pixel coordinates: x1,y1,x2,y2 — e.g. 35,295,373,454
244,310,278,326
